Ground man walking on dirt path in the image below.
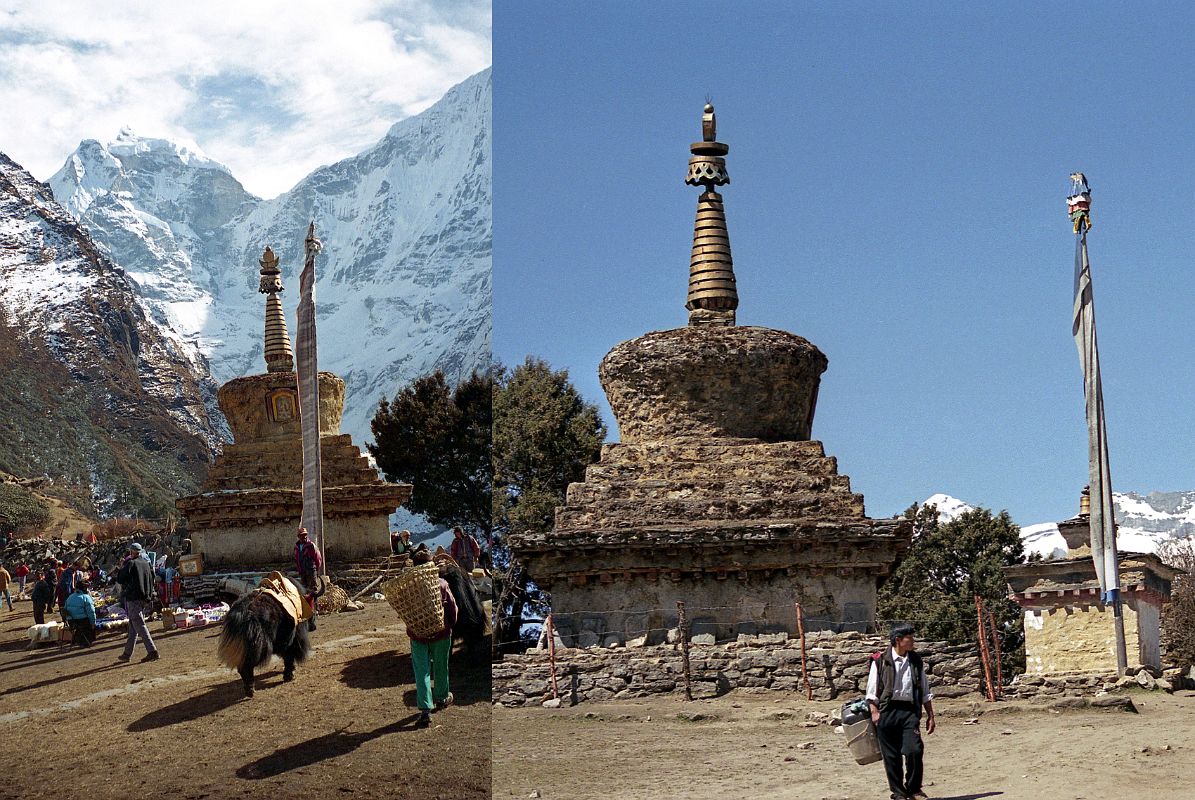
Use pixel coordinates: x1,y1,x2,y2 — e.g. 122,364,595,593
116,542,159,663
866,623,936,800
0,564,13,612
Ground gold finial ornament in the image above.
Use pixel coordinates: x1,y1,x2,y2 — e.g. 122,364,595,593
258,246,294,373
685,102,738,325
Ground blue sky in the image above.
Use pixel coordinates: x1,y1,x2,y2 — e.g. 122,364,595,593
493,4,1195,526
0,1,490,196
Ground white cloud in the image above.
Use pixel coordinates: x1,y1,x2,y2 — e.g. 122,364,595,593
0,0,491,196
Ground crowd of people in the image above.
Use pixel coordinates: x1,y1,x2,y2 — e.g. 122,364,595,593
2,542,162,658
1,523,490,729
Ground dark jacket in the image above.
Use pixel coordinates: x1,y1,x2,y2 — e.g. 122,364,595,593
116,556,155,603
872,648,926,715
31,577,54,608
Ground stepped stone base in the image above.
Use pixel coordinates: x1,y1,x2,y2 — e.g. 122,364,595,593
178,370,410,566
514,438,910,645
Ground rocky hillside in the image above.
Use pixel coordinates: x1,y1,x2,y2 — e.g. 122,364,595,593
49,68,492,447
0,153,220,518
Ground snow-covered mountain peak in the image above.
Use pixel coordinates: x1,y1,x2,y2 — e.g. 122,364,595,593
106,128,229,173
46,68,492,452
922,490,1195,560
382,67,490,143
921,493,975,522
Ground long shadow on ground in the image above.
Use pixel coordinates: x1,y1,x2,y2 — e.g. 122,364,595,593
235,716,424,780
126,680,246,731
935,793,1003,799
0,626,220,674
0,661,124,696
338,637,492,707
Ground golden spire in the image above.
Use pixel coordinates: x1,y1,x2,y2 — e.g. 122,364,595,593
685,102,738,326
258,246,294,373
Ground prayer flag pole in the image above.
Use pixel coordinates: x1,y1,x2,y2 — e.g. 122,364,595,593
295,221,326,572
1067,174,1127,675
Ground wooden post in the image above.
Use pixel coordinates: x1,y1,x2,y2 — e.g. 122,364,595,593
975,595,995,702
986,608,1004,699
677,600,693,701
546,614,559,700
795,602,812,701
348,575,384,603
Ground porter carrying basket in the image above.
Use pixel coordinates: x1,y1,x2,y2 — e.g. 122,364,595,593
381,562,444,638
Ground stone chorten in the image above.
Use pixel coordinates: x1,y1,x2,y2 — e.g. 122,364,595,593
1005,488,1179,674
512,105,912,647
177,247,411,565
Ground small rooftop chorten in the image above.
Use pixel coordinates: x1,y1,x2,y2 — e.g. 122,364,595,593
1005,488,1179,674
177,247,411,566
510,105,912,647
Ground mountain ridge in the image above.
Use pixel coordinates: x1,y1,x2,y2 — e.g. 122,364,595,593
922,491,1195,559
49,68,492,450
0,152,220,517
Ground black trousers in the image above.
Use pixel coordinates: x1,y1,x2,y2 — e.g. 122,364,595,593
877,701,924,797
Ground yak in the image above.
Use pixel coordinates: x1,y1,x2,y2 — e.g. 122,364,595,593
217,574,321,698
442,561,486,653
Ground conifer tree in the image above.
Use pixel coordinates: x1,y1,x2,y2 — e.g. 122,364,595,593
492,357,606,653
368,369,492,537
878,502,1028,679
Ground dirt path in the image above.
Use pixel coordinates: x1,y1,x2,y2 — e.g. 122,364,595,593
493,690,1195,799
0,597,490,799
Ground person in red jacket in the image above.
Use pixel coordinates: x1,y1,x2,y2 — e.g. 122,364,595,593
13,562,30,598
293,527,323,631
448,527,481,573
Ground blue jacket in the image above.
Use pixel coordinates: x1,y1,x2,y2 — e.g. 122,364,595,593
63,590,96,625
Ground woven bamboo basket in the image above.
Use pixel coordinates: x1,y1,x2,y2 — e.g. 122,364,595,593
381,562,444,638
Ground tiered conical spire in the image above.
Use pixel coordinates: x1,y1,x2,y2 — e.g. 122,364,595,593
685,102,738,325
258,246,294,373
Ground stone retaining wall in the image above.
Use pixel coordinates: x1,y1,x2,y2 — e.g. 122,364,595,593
494,630,986,707
1004,664,1192,698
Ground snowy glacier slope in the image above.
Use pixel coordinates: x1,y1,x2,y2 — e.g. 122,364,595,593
49,68,492,448
0,152,221,515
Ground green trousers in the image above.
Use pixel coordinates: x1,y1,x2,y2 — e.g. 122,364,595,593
411,636,451,711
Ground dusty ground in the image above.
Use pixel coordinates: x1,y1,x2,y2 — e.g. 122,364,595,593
0,596,490,799
493,688,1195,799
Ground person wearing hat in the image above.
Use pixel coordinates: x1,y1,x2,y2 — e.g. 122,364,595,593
865,623,936,800
115,542,159,663
293,526,323,631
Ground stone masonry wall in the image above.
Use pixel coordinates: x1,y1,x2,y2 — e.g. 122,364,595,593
192,514,389,566
493,630,984,707
1022,604,1144,674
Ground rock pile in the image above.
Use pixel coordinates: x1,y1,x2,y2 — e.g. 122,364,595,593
494,630,984,707
1006,663,1193,698
1,529,184,575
